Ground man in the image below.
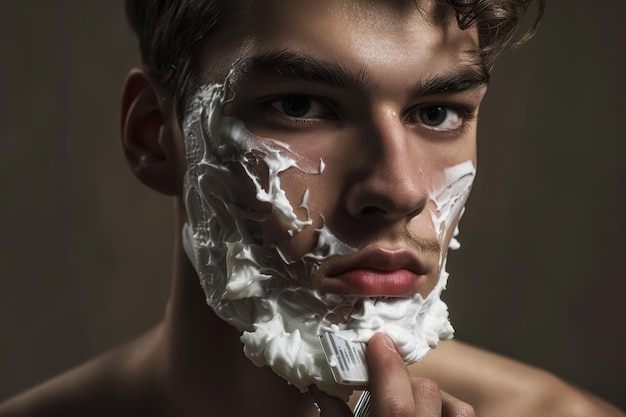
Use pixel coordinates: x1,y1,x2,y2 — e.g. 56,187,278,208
1,0,624,416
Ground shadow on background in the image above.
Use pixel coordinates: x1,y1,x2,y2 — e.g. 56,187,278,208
1,0,624,409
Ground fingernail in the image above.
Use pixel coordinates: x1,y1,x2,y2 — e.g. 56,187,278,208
380,333,397,353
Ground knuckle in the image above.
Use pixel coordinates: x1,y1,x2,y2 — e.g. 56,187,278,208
382,396,416,417
412,377,441,400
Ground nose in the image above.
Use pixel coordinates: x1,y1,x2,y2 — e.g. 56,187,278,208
345,111,428,223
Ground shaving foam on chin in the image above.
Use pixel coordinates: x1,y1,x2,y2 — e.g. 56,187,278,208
180,81,475,400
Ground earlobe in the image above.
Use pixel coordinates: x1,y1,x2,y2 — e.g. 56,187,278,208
121,68,185,196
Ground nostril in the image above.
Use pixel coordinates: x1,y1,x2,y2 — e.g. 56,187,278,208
356,199,426,221
410,200,427,217
350,189,428,220
360,206,387,216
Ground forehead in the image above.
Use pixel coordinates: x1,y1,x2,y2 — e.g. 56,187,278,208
199,0,481,86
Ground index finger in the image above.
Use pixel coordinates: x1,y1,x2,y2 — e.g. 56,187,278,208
366,333,416,416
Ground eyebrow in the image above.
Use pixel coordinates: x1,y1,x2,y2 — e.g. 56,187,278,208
228,50,373,92
415,65,489,98
227,49,489,97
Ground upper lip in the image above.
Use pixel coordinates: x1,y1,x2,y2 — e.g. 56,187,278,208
325,247,430,278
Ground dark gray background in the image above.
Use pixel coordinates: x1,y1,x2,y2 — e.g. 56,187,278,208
1,0,624,409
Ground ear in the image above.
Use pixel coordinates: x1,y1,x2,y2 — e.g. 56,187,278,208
121,68,186,196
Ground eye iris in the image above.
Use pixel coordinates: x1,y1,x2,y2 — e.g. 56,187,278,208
421,106,447,126
281,96,311,117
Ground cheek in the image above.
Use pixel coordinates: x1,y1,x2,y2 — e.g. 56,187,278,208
272,169,336,258
231,157,271,210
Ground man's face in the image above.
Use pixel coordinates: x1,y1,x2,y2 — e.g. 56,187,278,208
182,0,487,397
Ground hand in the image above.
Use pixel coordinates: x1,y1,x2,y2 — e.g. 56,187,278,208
311,333,475,417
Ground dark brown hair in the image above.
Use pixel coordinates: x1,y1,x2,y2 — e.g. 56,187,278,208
438,0,545,66
126,0,544,121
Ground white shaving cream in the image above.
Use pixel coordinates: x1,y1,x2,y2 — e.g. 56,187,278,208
181,83,475,399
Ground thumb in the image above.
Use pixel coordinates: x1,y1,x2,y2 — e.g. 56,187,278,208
309,385,354,417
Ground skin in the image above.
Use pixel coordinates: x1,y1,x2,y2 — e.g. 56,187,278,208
0,1,624,416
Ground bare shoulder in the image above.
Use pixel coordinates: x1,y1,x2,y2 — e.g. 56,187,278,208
0,326,167,417
409,340,625,417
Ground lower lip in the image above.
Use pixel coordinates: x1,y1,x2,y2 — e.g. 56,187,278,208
326,269,424,297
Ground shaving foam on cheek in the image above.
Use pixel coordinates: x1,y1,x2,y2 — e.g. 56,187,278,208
428,161,475,291
181,80,474,400
182,83,357,398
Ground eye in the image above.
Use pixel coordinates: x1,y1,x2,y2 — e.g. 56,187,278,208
269,95,332,119
416,105,462,129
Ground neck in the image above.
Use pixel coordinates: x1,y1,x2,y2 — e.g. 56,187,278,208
157,198,315,416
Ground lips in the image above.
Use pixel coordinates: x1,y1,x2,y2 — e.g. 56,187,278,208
320,248,430,297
